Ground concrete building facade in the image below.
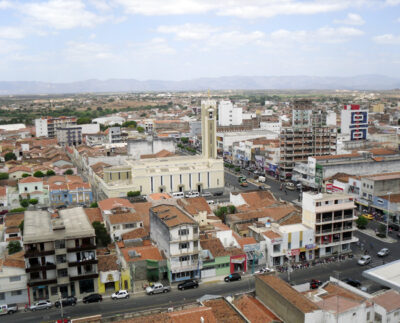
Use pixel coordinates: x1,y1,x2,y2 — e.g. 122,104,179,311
35,116,77,138
218,100,243,126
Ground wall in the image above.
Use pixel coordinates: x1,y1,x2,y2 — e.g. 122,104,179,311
127,138,175,159
80,124,100,134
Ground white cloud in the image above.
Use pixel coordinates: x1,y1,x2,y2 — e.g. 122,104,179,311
0,39,22,54
0,1,12,9
23,0,105,29
334,13,365,25
373,34,400,44
115,0,365,19
0,27,25,39
271,27,364,44
157,24,219,40
66,41,114,61
385,0,400,5
130,38,176,56
88,0,113,11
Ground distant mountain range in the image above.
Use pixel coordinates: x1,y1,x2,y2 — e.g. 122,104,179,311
0,75,399,95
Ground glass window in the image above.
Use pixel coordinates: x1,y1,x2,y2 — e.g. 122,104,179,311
51,286,58,296
9,276,21,282
179,242,189,249
79,279,94,294
11,290,22,296
55,240,65,249
0,293,4,300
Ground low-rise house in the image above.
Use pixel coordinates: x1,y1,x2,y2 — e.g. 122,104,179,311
84,208,104,224
199,238,231,279
372,290,400,322
8,166,32,179
97,254,130,294
0,253,28,305
177,197,213,226
18,176,48,205
106,211,144,241
48,175,92,207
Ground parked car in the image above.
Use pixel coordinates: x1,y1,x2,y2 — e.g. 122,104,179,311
201,192,212,197
285,182,296,191
358,255,371,266
82,293,102,303
258,176,266,183
224,273,241,282
343,278,361,288
377,248,389,257
185,191,200,198
55,296,77,308
178,279,199,290
389,223,400,231
0,304,18,315
206,200,215,205
213,191,223,196
146,283,171,295
111,290,129,300
361,213,374,220
310,279,322,289
29,300,52,311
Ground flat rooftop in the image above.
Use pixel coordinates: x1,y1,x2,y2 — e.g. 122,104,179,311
24,207,95,243
362,259,400,292
279,223,312,233
303,192,353,201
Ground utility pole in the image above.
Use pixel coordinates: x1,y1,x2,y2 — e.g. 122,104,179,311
58,291,63,318
386,192,392,237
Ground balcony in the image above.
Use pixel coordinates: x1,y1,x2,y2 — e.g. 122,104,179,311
28,278,57,287
69,272,99,282
171,247,199,257
315,202,355,213
57,276,69,285
67,244,96,253
25,263,56,273
25,249,55,258
68,259,98,267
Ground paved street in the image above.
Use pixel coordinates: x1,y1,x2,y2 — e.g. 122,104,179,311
1,279,255,323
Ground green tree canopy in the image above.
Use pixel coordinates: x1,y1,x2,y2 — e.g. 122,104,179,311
21,173,30,178
92,221,111,247
127,191,140,197
77,117,92,124
356,216,368,229
90,202,98,208
137,126,145,133
33,171,44,178
4,152,17,161
29,198,38,205
180,137,189,144
19,220,24,235
0,172,9,180
7,241,22,255
46,170,56,176
122,121,137,128
64,169,74,175
20,199,29,208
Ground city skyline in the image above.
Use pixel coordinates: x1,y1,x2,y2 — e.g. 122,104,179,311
0,0,400,82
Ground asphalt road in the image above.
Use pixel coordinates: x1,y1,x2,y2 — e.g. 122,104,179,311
3,279,255,323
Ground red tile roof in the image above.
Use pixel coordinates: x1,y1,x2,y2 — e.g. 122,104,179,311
372,290,400,312
121,245,163,263
84,208,103,223
19,176,43,183
151,204,196,227
97,254,119,272
237,237,257,249
203,299,245,323
108,212,143,225
233,294,282,323
121,228,148,240
98,198,135,211
177,197,212,215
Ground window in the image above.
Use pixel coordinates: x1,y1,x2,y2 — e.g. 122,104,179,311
55,240,65,249
11,290,22,296
316,202,321,206
334,200,338,204
299,240,303,247
170,175,173,191
180,174,182,184
58,269,68,277
25,187,28,192
207,172,210,187
56,254,67,264
178,229,189,236
193,227,198,234
35,186,38,190
194,241,198,248
150,176,153,193
0,293,4,300
9,276,21,282
79,279,94,294
179,256,189,262
288,242,291,250
179,242,189,249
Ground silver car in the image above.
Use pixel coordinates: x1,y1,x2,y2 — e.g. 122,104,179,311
377,248,389,257
358,255,371,266
29,300,52,311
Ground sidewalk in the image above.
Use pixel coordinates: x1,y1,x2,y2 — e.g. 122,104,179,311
358,228,397,243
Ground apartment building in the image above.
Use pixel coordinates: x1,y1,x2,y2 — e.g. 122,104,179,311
149,204,200,282
23,208,98,302
35,116,77,138
218,100,243,126
341,104,368,141
302,192,358,258
56,126,82,147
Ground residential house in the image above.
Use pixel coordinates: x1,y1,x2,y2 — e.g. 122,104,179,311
8,166,32,179
106,211,144,241
48,175,92,207
177,197,214,226
97,254,130,294
0,254,28,305
18,176,48,205
372,290,400,322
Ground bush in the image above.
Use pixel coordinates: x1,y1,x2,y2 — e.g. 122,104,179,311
137,126,145,133
92,221,111,247
122,121,137,128
228,205,236,214
7,241,22,255
64,169,74,175
4,152,17,161
9,207,26,213
46,170,56,176
181,137,189,144
127,191,141,197
20,200,29,208
21,173,30,178
29,198,38,205
234,167,241,172
356,216,368,229
0,172,9,180
33,171,44,178
90,202,98,208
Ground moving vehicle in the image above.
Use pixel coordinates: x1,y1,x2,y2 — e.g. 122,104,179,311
207,200,215,205
258,176,266,183
29,300,52,311
177,279,199,290
238,176,246,183
146,283,171,295
358,255,371,266
224,273,241,282
55,296,77,308
310,279,322,289
0,304,18,315
377,248,389,257
240,181,248,187
201,192,212,197
343,278,361,288
111,290,129,300
185,191,200,198
82,293,102,304
285,182,296,191
361,213,374,220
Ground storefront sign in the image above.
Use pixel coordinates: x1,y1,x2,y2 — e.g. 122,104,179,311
288,249,300,256
305,244,316,250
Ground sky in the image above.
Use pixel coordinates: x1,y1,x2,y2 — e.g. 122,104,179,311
0,0,400,82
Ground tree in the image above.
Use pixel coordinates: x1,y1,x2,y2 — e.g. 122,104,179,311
33,171,44,178
20,199,29,208
180,137,189,144
4,152,17,161
228,205,236,214
46,170,56,176
77,117,92,124
19,220,24,235
7,241,22,255
356,216,368,229
64,169,74,175
0,172,9,180
137,126,145,133
21,173,30,178
29,198,38,205
90,202,98,208
234,167,240,172
127,191,140,197
92,221,111,247
122,121,137,128
377,223,387,237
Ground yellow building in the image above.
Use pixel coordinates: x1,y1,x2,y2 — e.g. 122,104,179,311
372,104,384,113
97,254,131,293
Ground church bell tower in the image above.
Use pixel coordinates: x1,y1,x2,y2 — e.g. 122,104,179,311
201,99,217,159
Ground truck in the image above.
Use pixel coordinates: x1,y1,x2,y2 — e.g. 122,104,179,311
0,304,18,315
146,283,171,295
258,176,266,183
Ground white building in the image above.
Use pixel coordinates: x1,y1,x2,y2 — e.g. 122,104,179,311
35,116,77,138
92,116,125,126
341,104,368,141
260,121,282,134
0,257,28,305
326,110,337,127
0,124,26,131
149,204,200,282
79,123,100,135
302,192,358,258
218,100,243,126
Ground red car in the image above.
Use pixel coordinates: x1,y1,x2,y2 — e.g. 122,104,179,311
310,279,322,289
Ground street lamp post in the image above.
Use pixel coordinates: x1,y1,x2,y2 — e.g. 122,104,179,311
386,192,392,237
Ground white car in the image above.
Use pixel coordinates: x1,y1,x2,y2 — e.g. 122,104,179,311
201,192,212,197
111,290,129,300
185,191,199,198
29,300,52,311
358,255,371,266
377,248,389,257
